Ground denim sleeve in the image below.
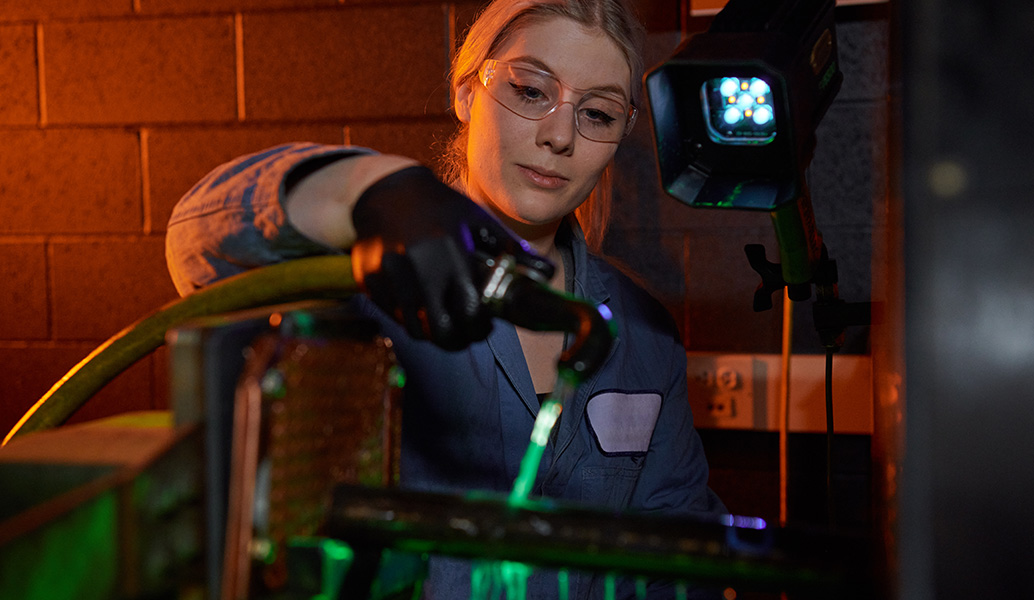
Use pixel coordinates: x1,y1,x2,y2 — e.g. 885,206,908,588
165,142,373,296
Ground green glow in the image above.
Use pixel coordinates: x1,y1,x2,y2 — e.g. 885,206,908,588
721,182,747,207
320,538,353,563
676,581,689,600
470,561,493,598
501,561,533,600
605,572,617,600
317,537,353,598
557,569,570,600
253,538,277,565
290,311,318,337
508,399,562,505
509,372,577,506
367,549,427,599
286,537,353,600
819,60,839,92
389,365,406,388
471,372,582,598
0,491,118,600
471,560,533,600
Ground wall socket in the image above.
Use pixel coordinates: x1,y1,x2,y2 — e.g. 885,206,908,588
687,354,755,428
686,353,873,433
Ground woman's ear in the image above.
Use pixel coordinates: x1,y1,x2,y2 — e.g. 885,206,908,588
454,80,474,124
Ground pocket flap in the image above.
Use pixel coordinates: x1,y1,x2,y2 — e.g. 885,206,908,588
586,391,662,455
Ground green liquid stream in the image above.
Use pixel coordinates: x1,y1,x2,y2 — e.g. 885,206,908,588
470,373,692,599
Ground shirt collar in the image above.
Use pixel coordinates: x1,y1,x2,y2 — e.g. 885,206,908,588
557,216,610,306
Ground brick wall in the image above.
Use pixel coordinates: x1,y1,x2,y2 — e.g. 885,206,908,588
0,1,888,442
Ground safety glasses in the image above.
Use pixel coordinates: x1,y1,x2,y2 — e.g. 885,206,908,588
477,59,637,143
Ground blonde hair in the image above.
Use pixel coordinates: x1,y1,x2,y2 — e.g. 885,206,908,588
440,0,646,252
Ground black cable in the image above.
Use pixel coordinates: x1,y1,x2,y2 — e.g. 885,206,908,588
825,348,836,529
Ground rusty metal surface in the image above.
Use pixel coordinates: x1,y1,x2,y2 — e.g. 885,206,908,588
220,307,402,598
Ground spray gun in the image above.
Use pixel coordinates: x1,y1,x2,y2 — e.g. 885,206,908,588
480,254,615,383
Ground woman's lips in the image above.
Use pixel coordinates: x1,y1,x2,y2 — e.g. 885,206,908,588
518,164,568,189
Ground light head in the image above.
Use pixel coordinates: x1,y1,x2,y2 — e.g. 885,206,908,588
645,0,843,210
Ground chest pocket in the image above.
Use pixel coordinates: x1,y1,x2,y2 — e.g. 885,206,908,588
580,391,662,509
585,391,662,456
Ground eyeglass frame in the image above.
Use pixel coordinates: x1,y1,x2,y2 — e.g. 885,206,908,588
476,59,638,143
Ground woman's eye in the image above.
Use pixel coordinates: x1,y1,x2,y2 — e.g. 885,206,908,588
509,82,548,103
581,107,618,127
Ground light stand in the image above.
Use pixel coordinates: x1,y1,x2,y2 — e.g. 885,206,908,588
644,0,872,529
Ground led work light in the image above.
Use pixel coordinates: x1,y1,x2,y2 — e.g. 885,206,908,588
645,0,842,211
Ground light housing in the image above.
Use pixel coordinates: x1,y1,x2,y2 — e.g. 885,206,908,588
645,0,843,211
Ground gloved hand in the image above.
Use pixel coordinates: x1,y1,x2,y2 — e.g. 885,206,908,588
350,165,554,351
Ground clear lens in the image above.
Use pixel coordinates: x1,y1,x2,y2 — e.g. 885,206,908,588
480,61,635,143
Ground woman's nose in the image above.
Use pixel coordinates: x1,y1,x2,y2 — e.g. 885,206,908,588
536,101,577,154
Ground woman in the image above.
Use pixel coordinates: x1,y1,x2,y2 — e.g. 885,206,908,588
166,0,724,597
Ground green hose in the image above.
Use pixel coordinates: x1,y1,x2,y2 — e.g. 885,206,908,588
3,256,357,445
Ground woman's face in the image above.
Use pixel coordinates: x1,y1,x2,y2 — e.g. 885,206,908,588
454,16,631,241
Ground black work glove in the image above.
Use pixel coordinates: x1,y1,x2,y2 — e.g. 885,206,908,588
350,165,554,351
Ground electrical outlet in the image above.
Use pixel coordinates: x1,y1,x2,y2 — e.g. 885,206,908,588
686,353,873,433
707,393,734,419
686,354,755,429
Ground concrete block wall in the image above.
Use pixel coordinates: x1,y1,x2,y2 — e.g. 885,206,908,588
0,0,887,440
0,0,480,434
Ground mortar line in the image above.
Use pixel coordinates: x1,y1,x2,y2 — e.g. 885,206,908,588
35,23,47,127
140,128,153,234
446,2,456,57
445,2,456,106
44,239,54,340
235,13,246,121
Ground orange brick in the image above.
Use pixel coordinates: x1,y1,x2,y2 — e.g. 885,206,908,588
346,0,468,3
0,343,159,437
50,236,179,341
448,1,680,53
349,116,459,171
0,129,142,234
0,24,39,126
44,16,237,125
0,0,130,21
242,5,450,121
0,242,48,340
147,125,346,233
138,0,337,14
